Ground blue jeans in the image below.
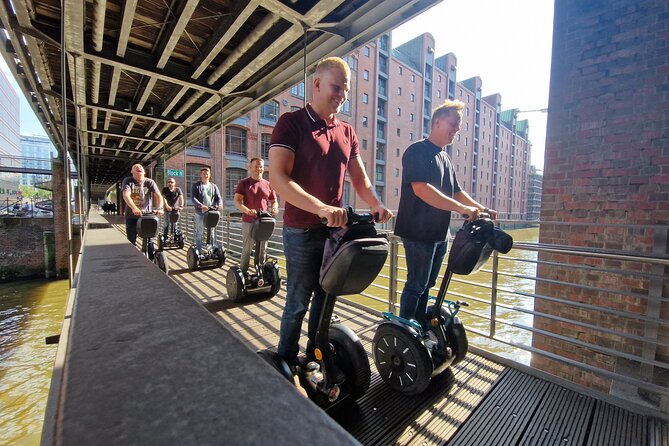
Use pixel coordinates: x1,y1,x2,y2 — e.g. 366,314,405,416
194,212,215,252
277,226,331,365
399,238,449,331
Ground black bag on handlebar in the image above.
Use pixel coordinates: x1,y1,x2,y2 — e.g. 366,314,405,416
447,216,513,275
319,221,389,296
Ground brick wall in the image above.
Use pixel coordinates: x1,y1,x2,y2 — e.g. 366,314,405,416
0,217,54,280
534,0,669,410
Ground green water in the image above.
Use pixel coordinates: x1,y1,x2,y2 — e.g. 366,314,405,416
0,279,68,446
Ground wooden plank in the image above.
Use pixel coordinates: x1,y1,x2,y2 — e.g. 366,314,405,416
448,369,549,446
518,383,594,445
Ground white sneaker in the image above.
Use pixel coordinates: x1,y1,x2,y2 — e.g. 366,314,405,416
424,329,439,348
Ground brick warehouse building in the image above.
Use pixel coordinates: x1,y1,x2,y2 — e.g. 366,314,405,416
161,32,532,219
534,0,668,412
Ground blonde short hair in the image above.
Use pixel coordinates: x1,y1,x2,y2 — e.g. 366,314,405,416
315,57,351,79
431,99,465,124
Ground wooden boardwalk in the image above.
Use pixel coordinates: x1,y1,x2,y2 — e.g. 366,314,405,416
114,221,668,445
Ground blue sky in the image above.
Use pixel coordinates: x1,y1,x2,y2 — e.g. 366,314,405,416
1,0,553,168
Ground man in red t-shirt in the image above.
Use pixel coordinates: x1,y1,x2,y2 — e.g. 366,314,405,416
269,56,393,367
233,157,278,274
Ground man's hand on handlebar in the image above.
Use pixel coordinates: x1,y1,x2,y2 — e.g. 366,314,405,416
460,206,479,221
318,206,348,227
132,207,142,217
370,203,393,224
243,208,257,217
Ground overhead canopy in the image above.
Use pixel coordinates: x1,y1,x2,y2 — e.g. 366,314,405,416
0,0,439,196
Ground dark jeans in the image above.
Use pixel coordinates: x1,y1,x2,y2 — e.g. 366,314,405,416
399,238,449,330
277,226,331,365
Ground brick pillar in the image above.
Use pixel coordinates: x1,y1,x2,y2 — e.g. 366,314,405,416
51,155,71,279
534,0,669,412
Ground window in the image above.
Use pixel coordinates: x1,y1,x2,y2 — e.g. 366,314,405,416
437,90,441,98
398,66,403,75
411,74,415,82
410,93,415,102
291,106,301,112
377,122,385,140
397,87,402,96
226,127,247,157
341,99,350,113
261,133,271,160
396,128,400,137
396,148,400,157
260,100,279,122
364,46,370,57
395,168,400,177
376,143,385,161
375,165,384,182
342,181,351,206
346,55,357,71
362,93,369,104
363,70,369,81
395,188,399,196
409,132,414,141
186,136,210,156
379,35,389,51
396,107,401,116
291,82,305,98
226,168,246,200
362,139,368,150
362,116,368,127
378,78,387,96
410,113,414,122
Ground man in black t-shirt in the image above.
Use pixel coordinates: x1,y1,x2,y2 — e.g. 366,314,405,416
162,177,184,239
394,100,497,333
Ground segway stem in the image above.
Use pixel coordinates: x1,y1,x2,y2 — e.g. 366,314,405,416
314,292,338,392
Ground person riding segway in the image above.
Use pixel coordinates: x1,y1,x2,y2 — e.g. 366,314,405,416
137,211,170,274
187,167,225,270
227,158,280,301
158,177,185,250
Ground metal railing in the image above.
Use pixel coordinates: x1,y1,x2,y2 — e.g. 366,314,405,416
0,197,54,218
168,207,669,414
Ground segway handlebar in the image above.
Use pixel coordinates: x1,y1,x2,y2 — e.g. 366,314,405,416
320,206,377,226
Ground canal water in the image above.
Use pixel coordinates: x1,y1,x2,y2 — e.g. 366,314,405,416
0,279,68,446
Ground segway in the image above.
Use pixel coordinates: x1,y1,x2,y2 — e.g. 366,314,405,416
187,210,226,270
259,208,388,407
226,210,281,302
373,213,513,395
137,212,169,274
157,209,185,250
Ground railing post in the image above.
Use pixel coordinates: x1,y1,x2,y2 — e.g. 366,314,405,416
388,235,399,314
490,250,499,338
226,210,231,249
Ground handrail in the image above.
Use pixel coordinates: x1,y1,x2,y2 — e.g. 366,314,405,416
169,210,668,414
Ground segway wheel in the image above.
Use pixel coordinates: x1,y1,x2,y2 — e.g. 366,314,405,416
373,322,433,395
157,234,164,251
226,266,246,302
329,324,371,400
177,233,185,249
213,247,226,268
427,305,469,365
155,251,169,274
147,240,156,261
262,261,281,297
187,247,199,270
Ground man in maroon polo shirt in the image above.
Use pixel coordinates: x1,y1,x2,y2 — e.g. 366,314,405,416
234,157,279,275
269,56,393,368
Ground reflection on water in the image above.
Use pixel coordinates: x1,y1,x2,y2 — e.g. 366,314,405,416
0,279,68,446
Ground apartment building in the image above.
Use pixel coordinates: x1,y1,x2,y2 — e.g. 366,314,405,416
165,33,532,219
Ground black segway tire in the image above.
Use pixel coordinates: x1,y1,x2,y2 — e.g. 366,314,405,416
329,324,370,400
213,247,226,268
447,316,468,364
155,251,169,274
373,322,433,395
177,233,185,249
226,266,246,302
157,234,164,251
262,261,281,297
187,247,199,270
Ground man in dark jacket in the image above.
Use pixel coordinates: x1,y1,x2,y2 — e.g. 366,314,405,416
191,167,221,253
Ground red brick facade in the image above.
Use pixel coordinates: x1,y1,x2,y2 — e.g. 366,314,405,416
534,0,668,409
